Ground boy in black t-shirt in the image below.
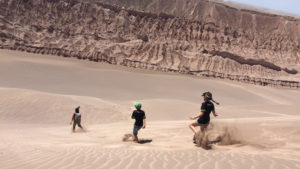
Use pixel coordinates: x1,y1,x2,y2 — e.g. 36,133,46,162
131,102,146,142
189,92,219,134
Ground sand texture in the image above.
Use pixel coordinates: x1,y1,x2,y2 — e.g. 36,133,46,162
0,0,299,87
1,50,300,168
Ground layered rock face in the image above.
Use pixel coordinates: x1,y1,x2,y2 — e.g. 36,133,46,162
0,0,299,87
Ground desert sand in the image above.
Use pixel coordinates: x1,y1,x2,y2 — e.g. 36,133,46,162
2,0,300,88
1,50,300,169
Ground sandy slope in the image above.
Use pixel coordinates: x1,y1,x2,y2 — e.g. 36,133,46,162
2,0,300,87
1,50,300,169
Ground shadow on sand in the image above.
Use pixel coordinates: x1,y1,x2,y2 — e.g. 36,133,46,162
138,139,152,144
122,134,152,144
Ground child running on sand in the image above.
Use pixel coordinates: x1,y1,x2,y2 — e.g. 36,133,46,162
70,106,83,132
189,92,219,135
131,102,146,142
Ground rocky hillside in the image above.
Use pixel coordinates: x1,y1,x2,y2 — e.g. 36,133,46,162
0,0,299,87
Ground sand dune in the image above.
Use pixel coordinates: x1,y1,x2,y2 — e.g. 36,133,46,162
1,120,300,169
2,0,299,88
1,50,300,168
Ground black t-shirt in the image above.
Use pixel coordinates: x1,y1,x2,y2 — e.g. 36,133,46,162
132,110,146,126
197,101,215,124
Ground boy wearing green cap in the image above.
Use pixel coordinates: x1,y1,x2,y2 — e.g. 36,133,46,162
131,102,146,142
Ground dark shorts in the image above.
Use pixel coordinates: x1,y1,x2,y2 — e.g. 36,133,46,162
133,125,142,135
196,119,209,126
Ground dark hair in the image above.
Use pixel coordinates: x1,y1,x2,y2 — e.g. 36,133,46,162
75,107,80,113
202,92,220,105
202,92,212,99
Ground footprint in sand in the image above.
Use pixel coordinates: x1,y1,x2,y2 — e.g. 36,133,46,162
122,134,152,144
122,134,133,142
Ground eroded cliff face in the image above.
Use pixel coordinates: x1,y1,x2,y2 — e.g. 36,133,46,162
0,0,300,87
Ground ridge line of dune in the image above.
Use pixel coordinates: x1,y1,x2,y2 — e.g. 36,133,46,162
0,0,299,88
1,45,299,88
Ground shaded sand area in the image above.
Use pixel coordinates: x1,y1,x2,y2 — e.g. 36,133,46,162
1,50,300,168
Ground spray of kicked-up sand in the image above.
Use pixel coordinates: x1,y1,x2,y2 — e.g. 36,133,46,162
194,121,286,150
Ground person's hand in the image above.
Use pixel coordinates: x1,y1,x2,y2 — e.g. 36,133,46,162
190,117,194,120
142,125,146,129
70,122,72,125
214,114,218,117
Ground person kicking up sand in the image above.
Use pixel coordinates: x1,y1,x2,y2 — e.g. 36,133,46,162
131,102,146,143
189,92,219,137
70,106,83,132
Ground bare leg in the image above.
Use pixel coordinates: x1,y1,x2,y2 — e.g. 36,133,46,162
189,122,199,134
77,122,83,129
200,125,208,132
77,118,83,129
133,134,139,142
72,121,76,131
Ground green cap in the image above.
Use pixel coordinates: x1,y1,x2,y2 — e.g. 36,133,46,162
134,102,142,108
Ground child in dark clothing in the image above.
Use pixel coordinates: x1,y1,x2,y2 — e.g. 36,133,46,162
189,92,219,134
131,102,146,142
70,106,83,132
